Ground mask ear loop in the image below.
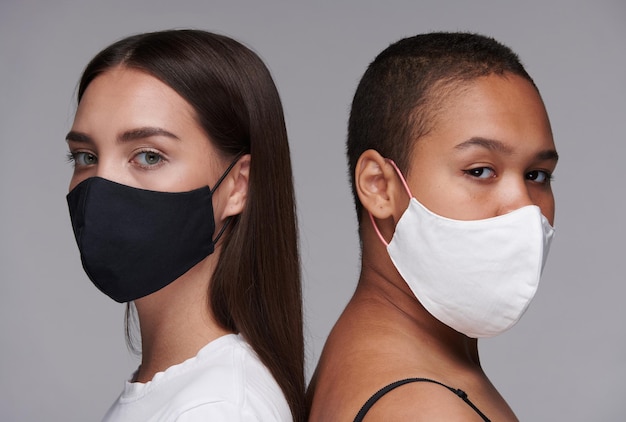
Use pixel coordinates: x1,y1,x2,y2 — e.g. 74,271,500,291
210,151,247,244
212,216,233,244
209,151,247,195
368,159,414,247
387,159,414,198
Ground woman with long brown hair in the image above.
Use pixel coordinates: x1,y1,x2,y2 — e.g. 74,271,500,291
66,29,304,421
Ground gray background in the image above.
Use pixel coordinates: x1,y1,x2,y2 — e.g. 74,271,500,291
1,1,624,420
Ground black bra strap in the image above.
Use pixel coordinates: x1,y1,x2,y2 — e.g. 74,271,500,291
353,378,491,422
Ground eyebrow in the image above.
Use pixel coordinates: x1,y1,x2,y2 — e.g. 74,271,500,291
455,137,559,162
65,130,93,144
455,137,514,154
119,127,180,142
65,127,180,144
536,149,559,162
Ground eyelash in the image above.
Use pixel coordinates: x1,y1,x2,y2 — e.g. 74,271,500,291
67,151,97,167
526,170,554,184
131,149,165,169
463,167,496,180
463,167,554,184
66,149,166,169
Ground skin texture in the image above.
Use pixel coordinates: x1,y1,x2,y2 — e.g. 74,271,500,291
66,67,251,383
308,74,557,421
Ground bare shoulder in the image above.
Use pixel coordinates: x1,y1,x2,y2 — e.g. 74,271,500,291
361,379,492,422
307,315,377,421
308,300,421,421
307,290,516,421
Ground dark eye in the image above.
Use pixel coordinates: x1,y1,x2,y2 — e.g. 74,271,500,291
465,167,495,179
134,151,162,166
526,170,552,184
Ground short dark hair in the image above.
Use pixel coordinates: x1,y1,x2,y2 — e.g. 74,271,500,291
347,32,535,221
78,30,305,421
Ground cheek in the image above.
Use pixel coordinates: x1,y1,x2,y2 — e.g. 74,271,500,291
156,155,220,193
417,185,489,220
536,192,555,225
69,170,92,193
68,178,79,193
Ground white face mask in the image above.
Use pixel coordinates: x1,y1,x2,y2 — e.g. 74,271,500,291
370,161,555,338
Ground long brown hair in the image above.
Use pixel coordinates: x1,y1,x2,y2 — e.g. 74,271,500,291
77,30,305,421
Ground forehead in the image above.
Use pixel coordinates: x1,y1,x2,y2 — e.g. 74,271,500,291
73,67,198,129
410,74,554,161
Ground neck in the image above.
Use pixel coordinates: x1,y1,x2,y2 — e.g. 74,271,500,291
357,223,480,367
132,254,231,383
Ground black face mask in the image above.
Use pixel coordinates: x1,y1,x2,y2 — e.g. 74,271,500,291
66,164,235,303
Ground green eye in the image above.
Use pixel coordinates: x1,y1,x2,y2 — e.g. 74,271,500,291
135,151,163,166
72,152,98,166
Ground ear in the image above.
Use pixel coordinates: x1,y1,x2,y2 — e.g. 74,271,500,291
219,154,250,220
355,149,405,220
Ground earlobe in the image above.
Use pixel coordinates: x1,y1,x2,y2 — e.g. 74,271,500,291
220,154,250,220
355,150,398,219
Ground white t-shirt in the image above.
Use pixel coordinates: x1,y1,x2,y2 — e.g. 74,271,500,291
102,334,292,421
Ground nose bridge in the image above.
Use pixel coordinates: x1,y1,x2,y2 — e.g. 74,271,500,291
497,176,533,216
95,158,115,181
95,155,127,185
